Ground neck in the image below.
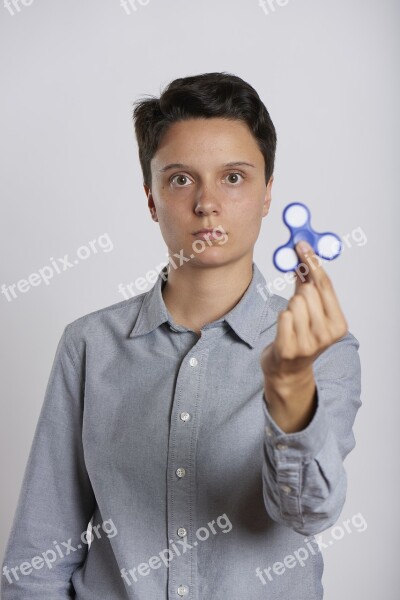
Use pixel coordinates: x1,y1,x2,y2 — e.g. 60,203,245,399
161,256,254,334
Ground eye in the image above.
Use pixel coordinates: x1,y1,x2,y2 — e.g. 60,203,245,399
170,174,192,187
224,172,245,184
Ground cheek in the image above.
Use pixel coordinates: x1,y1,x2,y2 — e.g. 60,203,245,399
235,197,264,225
158,206,186,238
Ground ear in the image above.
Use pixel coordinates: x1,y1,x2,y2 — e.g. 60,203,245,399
262,175,274,217
144,184,158,223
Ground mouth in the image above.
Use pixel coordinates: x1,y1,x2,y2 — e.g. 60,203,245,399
192,228,226,240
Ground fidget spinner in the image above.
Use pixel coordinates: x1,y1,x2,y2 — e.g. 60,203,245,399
273,202,342,272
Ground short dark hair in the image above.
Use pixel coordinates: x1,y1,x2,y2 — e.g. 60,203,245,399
132,72,277,187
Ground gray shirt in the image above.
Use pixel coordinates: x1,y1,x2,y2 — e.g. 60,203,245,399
1,261,362,599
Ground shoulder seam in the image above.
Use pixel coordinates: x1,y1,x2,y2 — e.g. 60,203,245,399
63,325,83,385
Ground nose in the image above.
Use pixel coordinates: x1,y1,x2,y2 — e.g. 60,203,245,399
194,183,221,216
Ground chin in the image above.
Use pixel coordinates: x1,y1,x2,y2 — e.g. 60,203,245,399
188,253,233,269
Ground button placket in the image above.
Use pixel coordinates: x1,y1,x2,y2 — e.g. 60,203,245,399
166,344,205,600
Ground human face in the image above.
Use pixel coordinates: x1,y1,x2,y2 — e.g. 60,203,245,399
144,118,273,269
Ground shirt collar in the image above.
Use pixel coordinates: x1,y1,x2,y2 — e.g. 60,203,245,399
128,261,272,348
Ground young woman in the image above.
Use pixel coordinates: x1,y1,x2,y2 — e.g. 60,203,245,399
2,72,361,599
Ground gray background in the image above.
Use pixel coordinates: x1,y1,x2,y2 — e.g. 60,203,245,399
0,0,398,597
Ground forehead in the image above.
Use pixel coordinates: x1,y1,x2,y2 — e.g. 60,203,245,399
152,118,263,164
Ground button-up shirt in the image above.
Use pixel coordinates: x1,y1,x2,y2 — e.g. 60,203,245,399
1,261,362,599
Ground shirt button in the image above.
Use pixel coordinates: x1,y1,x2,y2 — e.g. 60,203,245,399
189,357,198,367
180,412,190,422
276,443,288,451
177,527,187,537
176,467,186,478
177,585,189,596
265,426,273,437
280,484,291,494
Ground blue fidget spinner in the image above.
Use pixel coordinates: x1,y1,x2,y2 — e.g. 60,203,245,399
273,202,342,272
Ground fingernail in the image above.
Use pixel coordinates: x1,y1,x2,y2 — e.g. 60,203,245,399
297,241,310,253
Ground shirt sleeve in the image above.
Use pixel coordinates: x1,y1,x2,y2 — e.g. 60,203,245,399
261,330,362,536
1,324,96,599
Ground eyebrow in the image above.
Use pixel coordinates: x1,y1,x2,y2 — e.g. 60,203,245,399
158,161,256,172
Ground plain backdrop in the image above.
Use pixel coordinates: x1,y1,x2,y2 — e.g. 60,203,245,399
1,0,399,598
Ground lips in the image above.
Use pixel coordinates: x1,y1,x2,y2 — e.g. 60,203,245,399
192,228,225,240
193,228,223,235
